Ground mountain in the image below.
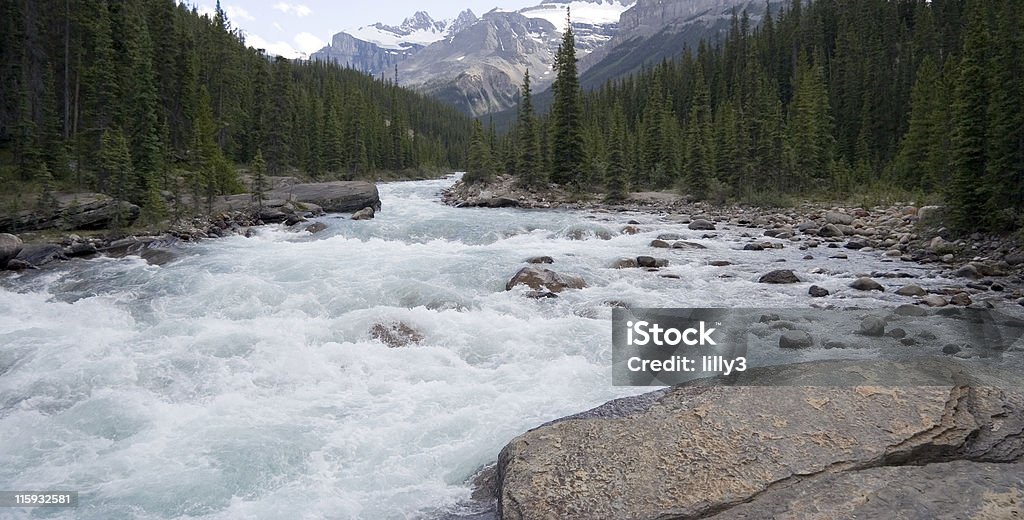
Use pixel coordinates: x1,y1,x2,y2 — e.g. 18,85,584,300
312,0,634,115
578,0,771,89
310,10,478,77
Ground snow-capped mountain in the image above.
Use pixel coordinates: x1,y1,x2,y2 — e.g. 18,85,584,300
310,10,477,76
311,0,634,114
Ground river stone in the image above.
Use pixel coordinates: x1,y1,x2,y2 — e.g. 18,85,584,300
860,316,886,337
351,207,375,220
271,181,380,213
505,266,586,293
850,277,884,291
672,241,706,250
496,365,1024,520
779,330,814,348
809,285,830,297
649,239,671,248
709,260,732,267
656,233,684,241
525,256,554,264
845,237,869,250
14,244,66,267
305,222,327,234
5,259,35,270
688,219,715,230
636,256,668,268
950,292,973,306
896,284,927,297
0,233,23,268
610,258,638,269
825,211,855,225
1006,251,1024,266
743,243,764,251
369,322,424,348
621,225,640,235
139,248,179,266
922,294,949,307
819,224,843,237
758,269,800,284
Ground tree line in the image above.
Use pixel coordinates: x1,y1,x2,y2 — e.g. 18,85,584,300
1,0,471,219
469,0,1023,232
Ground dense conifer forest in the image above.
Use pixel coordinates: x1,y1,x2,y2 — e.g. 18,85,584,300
473,0,1023,233
0,0,471,218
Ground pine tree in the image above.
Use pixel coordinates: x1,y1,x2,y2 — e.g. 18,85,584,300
251,148,269,208
893,56,948,191
604,103,629,201
549,9,585,188
684,64,713,199
516,69,543,187
786,53,834,192
465,120,494,184
948,2,990,230
982,0,1024,228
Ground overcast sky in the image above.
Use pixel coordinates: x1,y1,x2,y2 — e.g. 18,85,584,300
185,1,539,59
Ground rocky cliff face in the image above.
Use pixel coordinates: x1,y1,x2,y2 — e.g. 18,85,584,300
310,10,478,78
579,0,764,86
400,11,562,116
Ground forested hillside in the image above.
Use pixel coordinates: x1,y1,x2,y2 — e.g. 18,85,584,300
0,0,470,218
479,0,1023,232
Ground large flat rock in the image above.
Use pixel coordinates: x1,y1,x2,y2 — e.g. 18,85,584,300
496,359,1024,520
270,181,380,213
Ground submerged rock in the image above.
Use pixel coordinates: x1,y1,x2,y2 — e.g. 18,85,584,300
505,266,586,293
779,330,814,348
369,321,424,348
525,256,554,264
758,269,800,284
351,207,375,220
850,277,884,291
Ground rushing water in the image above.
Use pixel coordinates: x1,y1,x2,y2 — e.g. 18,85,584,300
0,176,965,519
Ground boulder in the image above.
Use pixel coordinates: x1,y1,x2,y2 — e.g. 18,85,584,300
922,294,949,307
351,207,375,220
505,267,586,293
271,181,380,213
305,222,328,234
818,224,844,237
636,256,668,268
14,244,66,267
896,285,927,297
758,269,800,284
950,292,973,306
610,258,638,269
850,277,884,291
495,361,1024,520
808,285,830,297
916,205,946,226
649,239,671,248
688,219,716,230
671,241,706,250
5,259,35,270
859,316,887,337
369,321,424,348
526,256,554,264
779,330,814,348
825,211,855,225
139,248,179,266
1006,251,1024,266
0,233,23,268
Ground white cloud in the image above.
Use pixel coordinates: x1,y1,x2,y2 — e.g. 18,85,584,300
225,4,254,21
273,22,284,32
273,2,312,17
294,32,325,54
245,32,302,59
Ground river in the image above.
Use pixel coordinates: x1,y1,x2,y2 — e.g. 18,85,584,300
0,176,956,519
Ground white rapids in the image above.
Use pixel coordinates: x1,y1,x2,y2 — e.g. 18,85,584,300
0,176,956,519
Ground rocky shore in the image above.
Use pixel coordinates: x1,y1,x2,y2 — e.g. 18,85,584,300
0,180,381,271
447,176,1024,307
